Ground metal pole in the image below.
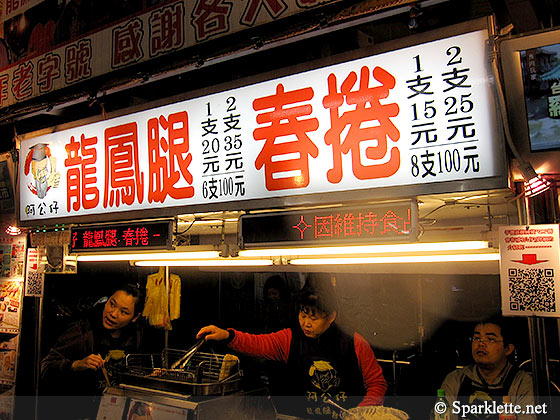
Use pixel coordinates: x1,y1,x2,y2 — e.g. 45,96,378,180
527,316,551,398
417,277,424,354
34,295,43,420
519,184,558,401
165,266,169,351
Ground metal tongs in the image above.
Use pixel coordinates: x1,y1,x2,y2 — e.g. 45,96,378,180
170,338,205,370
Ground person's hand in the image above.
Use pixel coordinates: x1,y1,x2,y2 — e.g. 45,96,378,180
71,354,105,371
197,325,229,341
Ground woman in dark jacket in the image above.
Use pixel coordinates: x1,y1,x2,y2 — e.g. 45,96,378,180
40,284,144,419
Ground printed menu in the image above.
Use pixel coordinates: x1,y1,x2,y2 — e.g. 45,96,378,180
0,280,23,334
0,235,25,279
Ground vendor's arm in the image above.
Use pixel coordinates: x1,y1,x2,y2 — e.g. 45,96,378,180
197,325,292,362
41,321,101,379
354,333,387,406
71,354,105,371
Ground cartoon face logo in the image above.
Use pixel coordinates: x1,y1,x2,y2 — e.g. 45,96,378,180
308,360,341,393
24,143,60,199
468,391,494,420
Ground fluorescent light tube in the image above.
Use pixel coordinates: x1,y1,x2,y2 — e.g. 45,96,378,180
135,259,273,267
290,253,500,265
239,241,490,257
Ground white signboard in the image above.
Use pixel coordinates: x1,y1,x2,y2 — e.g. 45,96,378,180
499,224,560,317
19,29,504,223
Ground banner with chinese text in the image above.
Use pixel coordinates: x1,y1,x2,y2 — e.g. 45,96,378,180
0,0,353,107
0,0,43,23
240,202,417,247
19,29,505,224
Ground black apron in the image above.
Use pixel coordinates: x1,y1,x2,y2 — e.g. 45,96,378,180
284,324,366,418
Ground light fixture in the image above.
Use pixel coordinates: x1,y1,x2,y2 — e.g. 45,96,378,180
77,251,220,262
519,161,552,198
524,176,552,198
135,259,273,267
238,241,491,257
290,253,500,265
5,225,22,236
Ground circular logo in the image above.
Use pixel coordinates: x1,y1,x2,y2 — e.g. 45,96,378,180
434,401,448,415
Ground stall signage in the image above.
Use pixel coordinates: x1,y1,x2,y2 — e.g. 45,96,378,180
70,221,172,252
240,201,417,247
19,29,503,224
499,225,560,317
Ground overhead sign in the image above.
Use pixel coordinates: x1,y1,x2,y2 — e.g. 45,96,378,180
0,0,351,107
240,201,417,247
70,221,173,252
0,0,43,23
19,28,504,224
499,225,560,317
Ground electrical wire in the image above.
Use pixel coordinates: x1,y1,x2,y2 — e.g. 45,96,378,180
176,218,195,235
488,32,529,169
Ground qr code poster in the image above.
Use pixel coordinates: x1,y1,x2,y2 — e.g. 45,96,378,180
24,248,44,298
499,225,560,317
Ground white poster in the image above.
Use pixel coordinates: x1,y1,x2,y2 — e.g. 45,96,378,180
19,29,504,224
96,393,126,420
499,224,560,317
126,399,186,420
0,334,18,384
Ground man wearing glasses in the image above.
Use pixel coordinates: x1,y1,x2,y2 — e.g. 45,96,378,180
437,316,536,420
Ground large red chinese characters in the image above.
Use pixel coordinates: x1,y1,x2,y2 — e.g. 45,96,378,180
323,66,400,183
104,123,144,208
65,134,99,211
148,111,194,202
253,84,319,191
192,0,232,42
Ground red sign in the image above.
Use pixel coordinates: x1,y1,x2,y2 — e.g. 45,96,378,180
70,221,172,252
240,201,418,247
